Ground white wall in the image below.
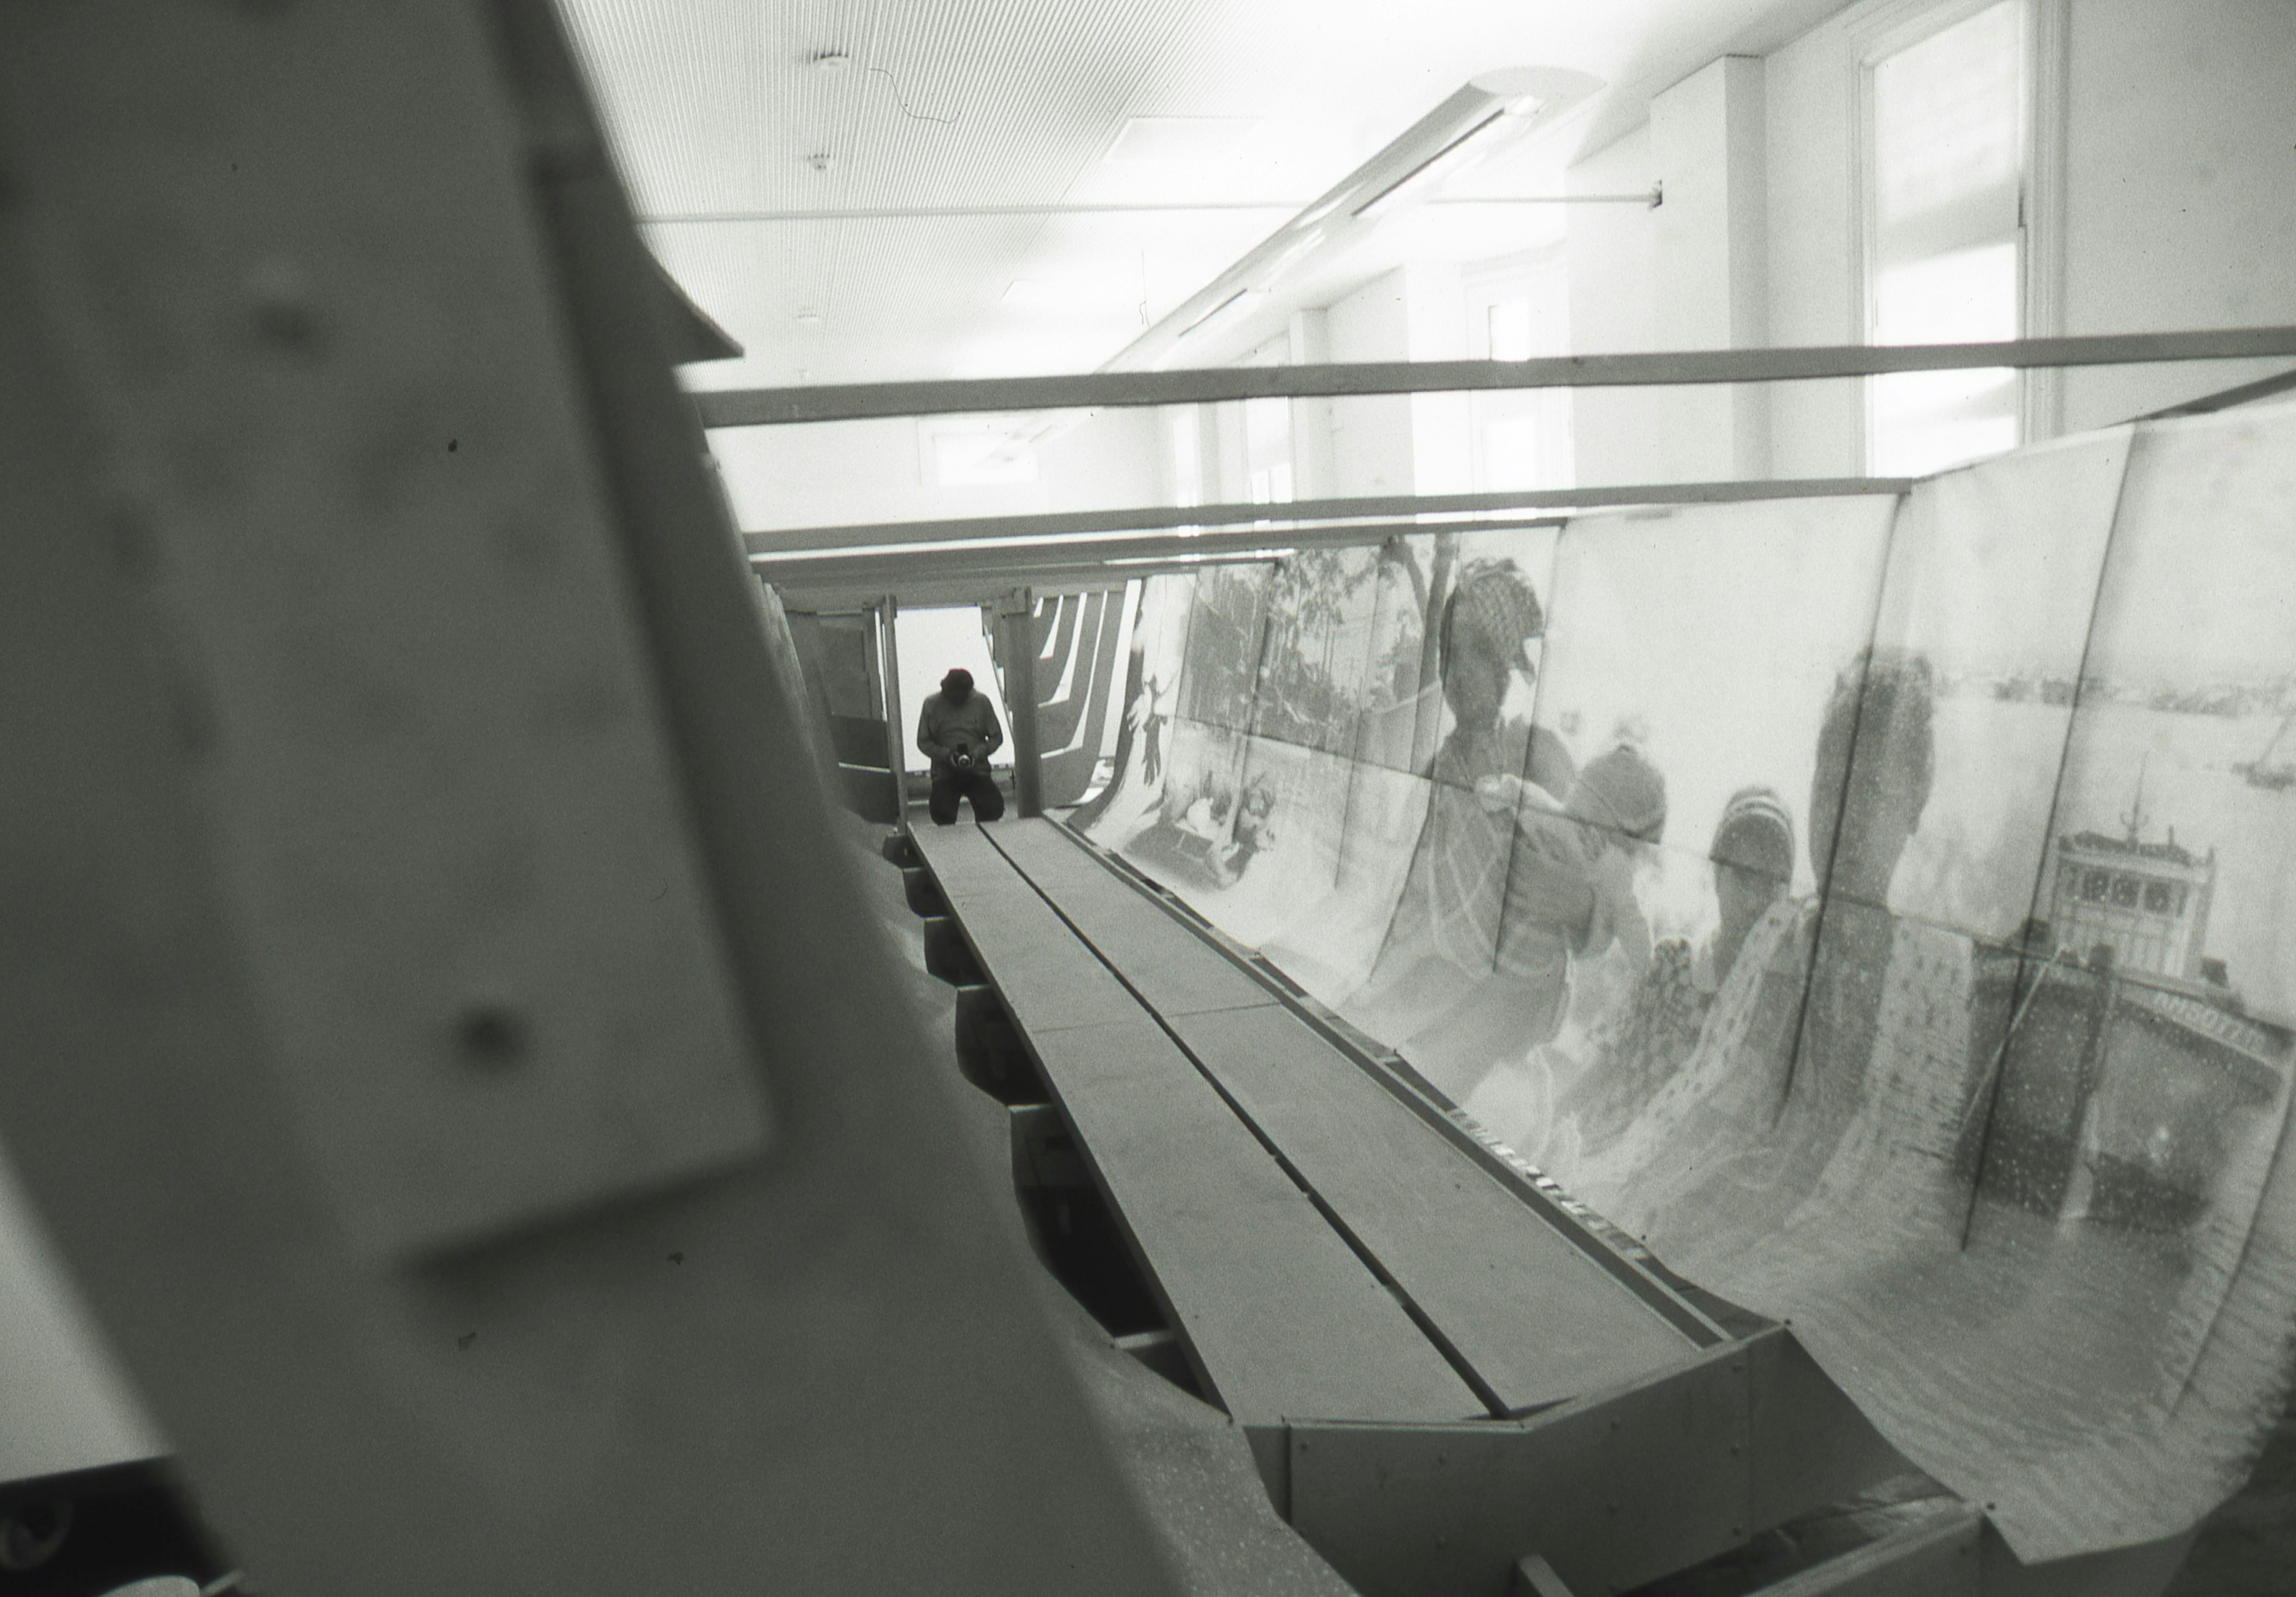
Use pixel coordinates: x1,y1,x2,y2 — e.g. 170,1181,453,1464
1763,8,1865,478
1324,269,1421,496
712,405,1168,532
1650,55,1770,481
1565,126,1667,486
2056,0,2296,428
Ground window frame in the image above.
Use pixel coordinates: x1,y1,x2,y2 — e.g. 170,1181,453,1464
1846,0,2068,471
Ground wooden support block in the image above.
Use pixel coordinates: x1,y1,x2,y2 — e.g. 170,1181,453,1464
901,866,946,918
1285,1327,1914,1597
1750,1504,1982,1596
922,916,980,985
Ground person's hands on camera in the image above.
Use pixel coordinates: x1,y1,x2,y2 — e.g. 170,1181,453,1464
949,743,977,771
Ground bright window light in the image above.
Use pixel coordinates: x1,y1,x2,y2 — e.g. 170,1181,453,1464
1866,0,2026,478
1873,242,2021,345
893,607,1011,773
1872,4,2023,226
1487,298,1535,362
1242,395,1293,504
1167,408,1204,506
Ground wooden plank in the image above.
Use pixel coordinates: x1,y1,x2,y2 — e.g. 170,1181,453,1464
981,821,1698,1410
1171,1003,1697,1411
1288,1338,1754,1597
910,824,1478,1425
742,479,1914,558
908,820,1018,889
693,325,2296,427
1035,1020,1481,1426
1749,1505,1982,1596
989,822,1277,1019
752,517,1560,589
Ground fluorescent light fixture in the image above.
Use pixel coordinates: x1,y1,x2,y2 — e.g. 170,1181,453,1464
1350,107,1512,220
1102,67,1601,372
1179,288,1266,339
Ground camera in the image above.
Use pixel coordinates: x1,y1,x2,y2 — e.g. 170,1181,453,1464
949,746,978,772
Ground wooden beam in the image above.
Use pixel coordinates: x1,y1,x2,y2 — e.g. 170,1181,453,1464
742,477,1911,557
2133,363,2296,421
692,325,2296,428
640,195,1657,224
995,590,1044,819
749,516,1568,593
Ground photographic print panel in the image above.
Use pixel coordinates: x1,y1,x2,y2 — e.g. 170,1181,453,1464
1992,402,2296,1423
1075,573,1197,847
1248,545,1384,756
1864,429,2135,942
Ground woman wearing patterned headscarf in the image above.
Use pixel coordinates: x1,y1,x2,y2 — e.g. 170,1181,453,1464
1348,557,1581,1099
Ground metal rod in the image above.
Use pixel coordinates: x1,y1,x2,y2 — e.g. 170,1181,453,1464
741,477,1913,557
639,194,1658,224
691,325,2296,428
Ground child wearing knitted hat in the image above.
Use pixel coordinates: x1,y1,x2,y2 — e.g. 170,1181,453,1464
1475,741,1667,983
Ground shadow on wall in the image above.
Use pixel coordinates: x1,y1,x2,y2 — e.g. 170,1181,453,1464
1072,402,2296,1568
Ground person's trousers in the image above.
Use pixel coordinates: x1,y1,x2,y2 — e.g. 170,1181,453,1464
929,768,1006,825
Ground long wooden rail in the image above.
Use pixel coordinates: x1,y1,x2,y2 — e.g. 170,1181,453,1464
695,326,2296,428
904,816,1939,1595
911,822,1483,1439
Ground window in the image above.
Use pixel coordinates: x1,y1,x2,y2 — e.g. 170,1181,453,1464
2111,875,2141,908
2083,869,2111,902
2143,880,2177,914
892,606,1012,773
1466,254,1572,492
1242,396,1294,504
1488,300,1535,362
1864,1,2028,476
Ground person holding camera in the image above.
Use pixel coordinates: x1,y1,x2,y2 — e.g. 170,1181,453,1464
916,667,1006,825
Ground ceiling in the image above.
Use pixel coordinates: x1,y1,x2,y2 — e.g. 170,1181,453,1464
557,0,1851,392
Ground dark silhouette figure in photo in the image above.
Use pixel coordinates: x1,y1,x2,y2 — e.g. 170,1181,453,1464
1795,648,1941,1131
1577,786,1797,1155
1585,650,1963,1246
917,667,1005,826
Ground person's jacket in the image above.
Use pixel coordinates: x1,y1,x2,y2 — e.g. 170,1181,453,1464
916,691,1004,775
